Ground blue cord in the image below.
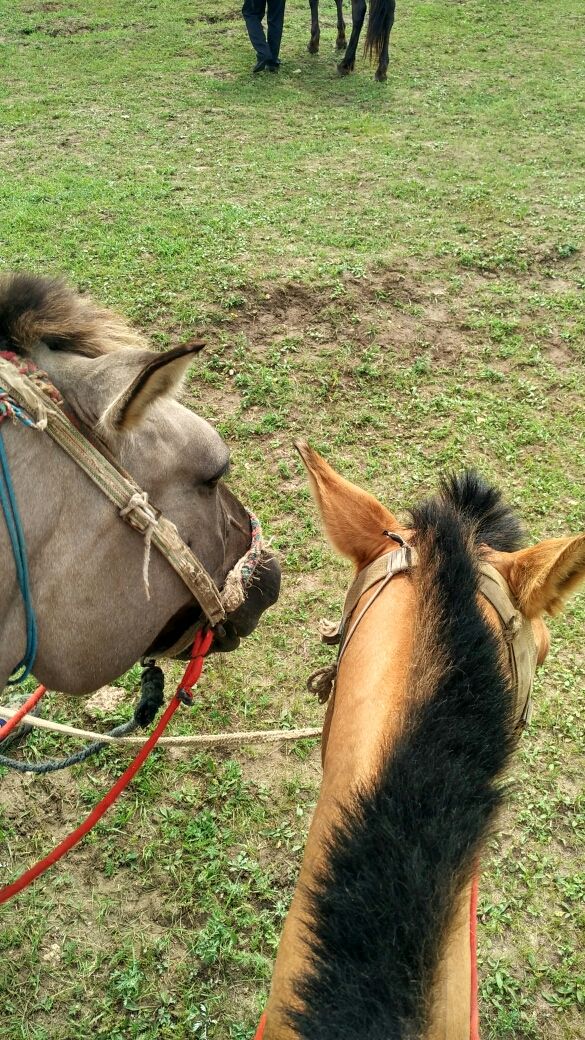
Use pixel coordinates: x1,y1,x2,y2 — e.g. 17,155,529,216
0,426,38,683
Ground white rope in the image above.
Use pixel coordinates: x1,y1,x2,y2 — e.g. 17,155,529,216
119,490,159,599
0,359,49,430
0,705,321,750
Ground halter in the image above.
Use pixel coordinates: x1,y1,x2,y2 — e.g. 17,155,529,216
0,355,264,682
309,532,538,729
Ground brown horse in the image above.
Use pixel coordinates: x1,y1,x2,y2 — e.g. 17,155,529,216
308,0,396,82
0,274,280,696
261,443,585,1039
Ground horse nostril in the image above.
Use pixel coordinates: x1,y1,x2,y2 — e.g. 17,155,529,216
209,620,241,653
229,514,251,537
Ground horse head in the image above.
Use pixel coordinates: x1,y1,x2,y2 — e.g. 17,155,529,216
0,274,280,693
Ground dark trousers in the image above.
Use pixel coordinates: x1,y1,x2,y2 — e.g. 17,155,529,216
242,0,286,64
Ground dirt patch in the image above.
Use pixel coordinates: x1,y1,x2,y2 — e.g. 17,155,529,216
196,12,241,24
215,267,474,369
208,260,584,375
545,341,575,367
17,20,109,36
16,19,154,37
241,743,320,790
84,685,127,722
22,1,62,10
199,67,237,80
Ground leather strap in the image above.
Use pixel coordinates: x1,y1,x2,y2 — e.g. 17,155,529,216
478,563,537,727
323,544,418,648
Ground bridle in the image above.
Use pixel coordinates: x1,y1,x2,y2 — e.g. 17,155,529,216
0,354,263,681
309,531,538,729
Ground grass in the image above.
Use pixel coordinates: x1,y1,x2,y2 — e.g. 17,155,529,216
0,0,584,1037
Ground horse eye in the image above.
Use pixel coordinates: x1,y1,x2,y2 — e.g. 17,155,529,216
203,460,230,489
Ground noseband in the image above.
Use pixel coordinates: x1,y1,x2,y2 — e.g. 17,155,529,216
309,532,538,729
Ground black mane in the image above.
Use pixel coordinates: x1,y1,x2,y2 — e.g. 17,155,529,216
289,473,519,1039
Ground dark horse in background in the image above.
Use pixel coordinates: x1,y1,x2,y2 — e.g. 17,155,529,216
308,0,396,81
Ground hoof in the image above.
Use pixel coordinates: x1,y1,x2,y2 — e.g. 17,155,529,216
336,36,347,51
337,62,353,76
307,39,320,54
375,69,388,82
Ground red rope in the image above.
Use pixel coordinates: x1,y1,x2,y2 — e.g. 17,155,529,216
0,629,213,906
253,1012,267,1040
470,874,480,1040
0,684,47,743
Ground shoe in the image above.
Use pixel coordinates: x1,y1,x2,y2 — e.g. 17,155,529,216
266,62,279,73
252,59,267,74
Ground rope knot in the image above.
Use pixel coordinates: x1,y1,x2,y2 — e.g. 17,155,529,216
319,618,342,645
307,662,338,704
119,491,160,599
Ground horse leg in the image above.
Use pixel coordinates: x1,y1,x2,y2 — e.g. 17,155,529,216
337,0,366,75
373,0,395,81
308,0,320,52
374,25,390,81
335,0,347,49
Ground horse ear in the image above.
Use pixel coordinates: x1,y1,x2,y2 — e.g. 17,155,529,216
107,341,205,431
506,535,585,617
295,440,399,569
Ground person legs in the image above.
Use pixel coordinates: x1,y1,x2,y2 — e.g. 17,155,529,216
242,0,273,66
266,0,286,63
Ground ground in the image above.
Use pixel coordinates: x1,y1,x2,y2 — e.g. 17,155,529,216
0,1,584,1038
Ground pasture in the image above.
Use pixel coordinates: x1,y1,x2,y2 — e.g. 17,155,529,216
0,0,584,1037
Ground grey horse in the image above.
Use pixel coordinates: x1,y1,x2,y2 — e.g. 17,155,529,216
0,274,280,696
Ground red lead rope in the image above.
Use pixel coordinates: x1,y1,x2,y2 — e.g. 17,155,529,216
470,874,480,1040
253,1012,267,1040
0,628,213,907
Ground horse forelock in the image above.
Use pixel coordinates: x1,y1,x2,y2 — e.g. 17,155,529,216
0,272,148,359
436,468,526,553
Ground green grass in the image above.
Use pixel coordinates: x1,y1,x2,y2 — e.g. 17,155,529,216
0,0,584,1037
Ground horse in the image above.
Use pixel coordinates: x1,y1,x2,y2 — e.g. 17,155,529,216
259,443,585,1039
308,0,396,82
0,273,280,698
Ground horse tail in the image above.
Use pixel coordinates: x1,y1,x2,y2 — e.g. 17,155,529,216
289,489,518,1039
364,0,395,61
0,272,148,358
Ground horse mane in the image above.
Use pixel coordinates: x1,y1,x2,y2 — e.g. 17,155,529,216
0,272,148,358
289,472,523,1040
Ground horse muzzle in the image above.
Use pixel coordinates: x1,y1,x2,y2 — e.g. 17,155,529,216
210,551,281,653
